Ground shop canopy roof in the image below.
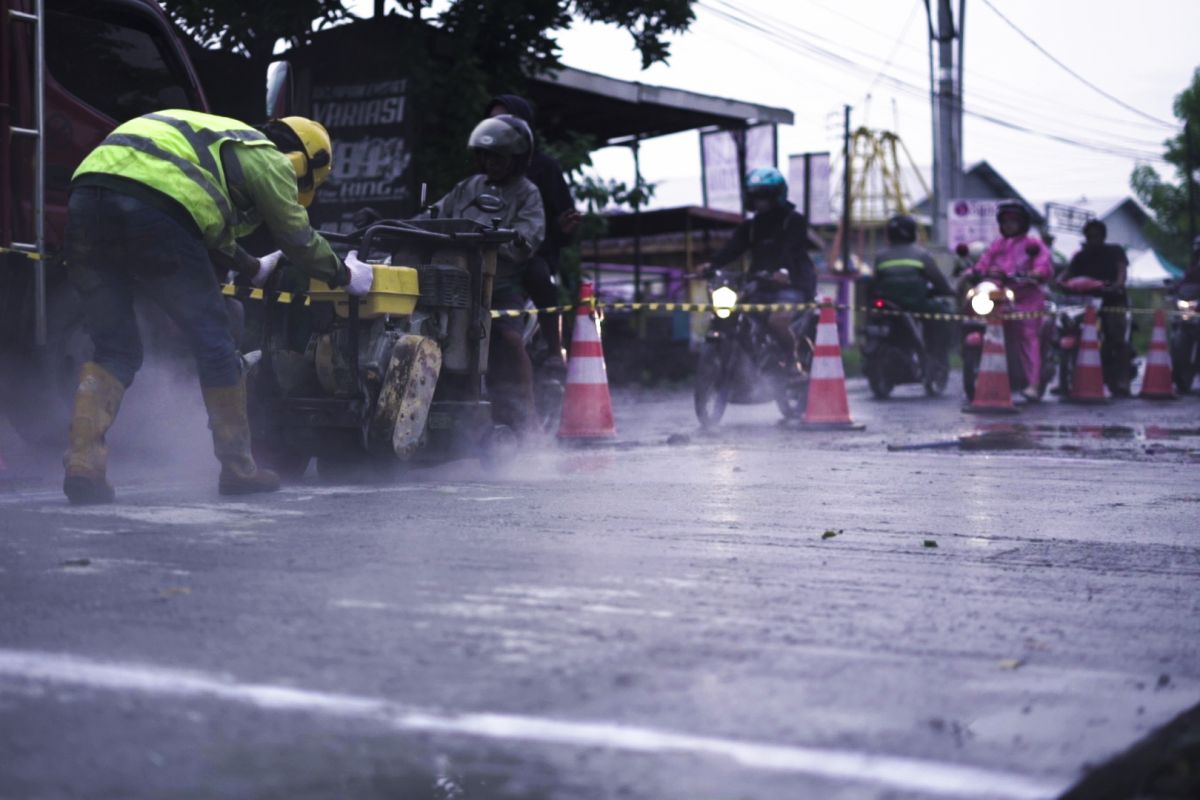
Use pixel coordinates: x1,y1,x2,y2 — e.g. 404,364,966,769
527,66,794,145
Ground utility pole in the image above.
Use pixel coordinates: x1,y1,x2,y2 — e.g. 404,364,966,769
926,0,963,246
842,104,851,273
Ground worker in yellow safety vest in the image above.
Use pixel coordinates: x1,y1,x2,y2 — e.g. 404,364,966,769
62,109,374,504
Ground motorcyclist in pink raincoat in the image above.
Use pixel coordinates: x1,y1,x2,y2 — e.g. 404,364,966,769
967,200,1053,400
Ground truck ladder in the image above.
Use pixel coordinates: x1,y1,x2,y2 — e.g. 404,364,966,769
3,0,46,345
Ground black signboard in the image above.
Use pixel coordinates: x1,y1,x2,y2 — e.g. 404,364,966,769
307,78,413,231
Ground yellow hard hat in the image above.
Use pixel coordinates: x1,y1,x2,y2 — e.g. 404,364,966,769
276,116,332,207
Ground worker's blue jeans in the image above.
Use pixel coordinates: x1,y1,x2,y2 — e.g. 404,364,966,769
65,187,241,388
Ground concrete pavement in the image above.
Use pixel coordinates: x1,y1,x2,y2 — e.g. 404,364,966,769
1,379,1198,799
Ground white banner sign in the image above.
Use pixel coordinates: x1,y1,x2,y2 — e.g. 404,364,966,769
701,124,778,214
787,152,834,225
948,198,1001,249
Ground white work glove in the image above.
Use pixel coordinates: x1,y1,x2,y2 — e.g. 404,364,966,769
344,250,374,296
251,250,284,288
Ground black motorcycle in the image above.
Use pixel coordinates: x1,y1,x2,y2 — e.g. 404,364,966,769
1169,282,1200,393
860,293,950,399
693,269,817,427
959,272,1056,401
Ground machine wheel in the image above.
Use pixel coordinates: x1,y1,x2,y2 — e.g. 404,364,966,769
480,424,518,473
693,343,730,427
961,348,979,401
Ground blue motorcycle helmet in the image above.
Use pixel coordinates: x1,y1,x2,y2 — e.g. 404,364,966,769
745,167,788,211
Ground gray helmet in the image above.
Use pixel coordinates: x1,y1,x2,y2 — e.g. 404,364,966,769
468,115,533,170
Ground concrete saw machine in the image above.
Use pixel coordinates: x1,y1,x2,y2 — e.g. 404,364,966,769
244,218,518,478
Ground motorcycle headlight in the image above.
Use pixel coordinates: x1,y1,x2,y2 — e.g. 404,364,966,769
969,281,999,317
1177,299,1197,311
712,286,739,319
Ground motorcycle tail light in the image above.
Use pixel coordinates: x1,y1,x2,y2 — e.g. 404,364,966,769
873,299,885,309
1060,336,1077,350
965,331,983,347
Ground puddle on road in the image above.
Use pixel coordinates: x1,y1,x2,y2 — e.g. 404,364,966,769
892,424,1200,460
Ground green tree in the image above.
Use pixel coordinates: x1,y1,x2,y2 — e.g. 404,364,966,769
163,0,695,198
1130,67,1200,267
161,0,352,64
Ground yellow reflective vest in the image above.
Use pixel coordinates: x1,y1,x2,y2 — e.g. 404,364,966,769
72,109,273,254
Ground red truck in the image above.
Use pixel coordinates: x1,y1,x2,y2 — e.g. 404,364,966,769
1,0,210,444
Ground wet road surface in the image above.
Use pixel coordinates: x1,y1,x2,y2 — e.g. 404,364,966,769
1,376,1198,799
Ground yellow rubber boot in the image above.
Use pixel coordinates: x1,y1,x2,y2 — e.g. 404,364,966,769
63,362,126,505
201,378,281,496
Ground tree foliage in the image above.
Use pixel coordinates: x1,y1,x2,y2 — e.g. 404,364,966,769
162,0,695,201
160,0,352,64
1130,67,1200,266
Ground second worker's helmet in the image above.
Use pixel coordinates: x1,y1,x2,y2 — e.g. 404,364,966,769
885,214,918,244
468,115,533,171
745,167,788,206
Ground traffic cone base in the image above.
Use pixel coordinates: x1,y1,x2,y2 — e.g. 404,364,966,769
1062,305,1109,404
1139,309,1176,400
798,301,863,430
964,315,1019,414
558,281,616,440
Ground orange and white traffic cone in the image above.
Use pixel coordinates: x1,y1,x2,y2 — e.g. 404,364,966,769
964,313,1019,414
557,281,615,440
801,300,862,429
1139,308,1176,400
1064,304,1109,404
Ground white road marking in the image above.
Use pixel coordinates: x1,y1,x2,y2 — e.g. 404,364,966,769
0,649,1063,800
50,503,302,528
330,599,395,611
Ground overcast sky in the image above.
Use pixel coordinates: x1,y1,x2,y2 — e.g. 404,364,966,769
548,0,1197,211
346,0,1197,212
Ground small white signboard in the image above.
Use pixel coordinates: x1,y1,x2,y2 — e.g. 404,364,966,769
947,198,1001,249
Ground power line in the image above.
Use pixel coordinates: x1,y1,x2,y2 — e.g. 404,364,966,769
697,1,1169,164
978,0,1177,129
715,0,1173,137
704,0,1166,149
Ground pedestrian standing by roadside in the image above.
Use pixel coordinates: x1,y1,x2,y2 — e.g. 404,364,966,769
1061,219,1132,395
62,110,373,504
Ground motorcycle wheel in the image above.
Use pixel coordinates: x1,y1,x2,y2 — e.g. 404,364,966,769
866,360,893,399
535,377,564,433
1058,351,1076,399
480,424,518,473
961,347,979,401
1173,363,1196,394
924,359,949,397
694,343,730,427
774,375,810,418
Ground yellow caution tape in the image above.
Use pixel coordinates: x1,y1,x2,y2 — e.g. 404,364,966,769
220,283,310,306
0,245,45,261
218,283,1184,323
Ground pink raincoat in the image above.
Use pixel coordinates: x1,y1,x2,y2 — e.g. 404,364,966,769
968,235,1053,390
